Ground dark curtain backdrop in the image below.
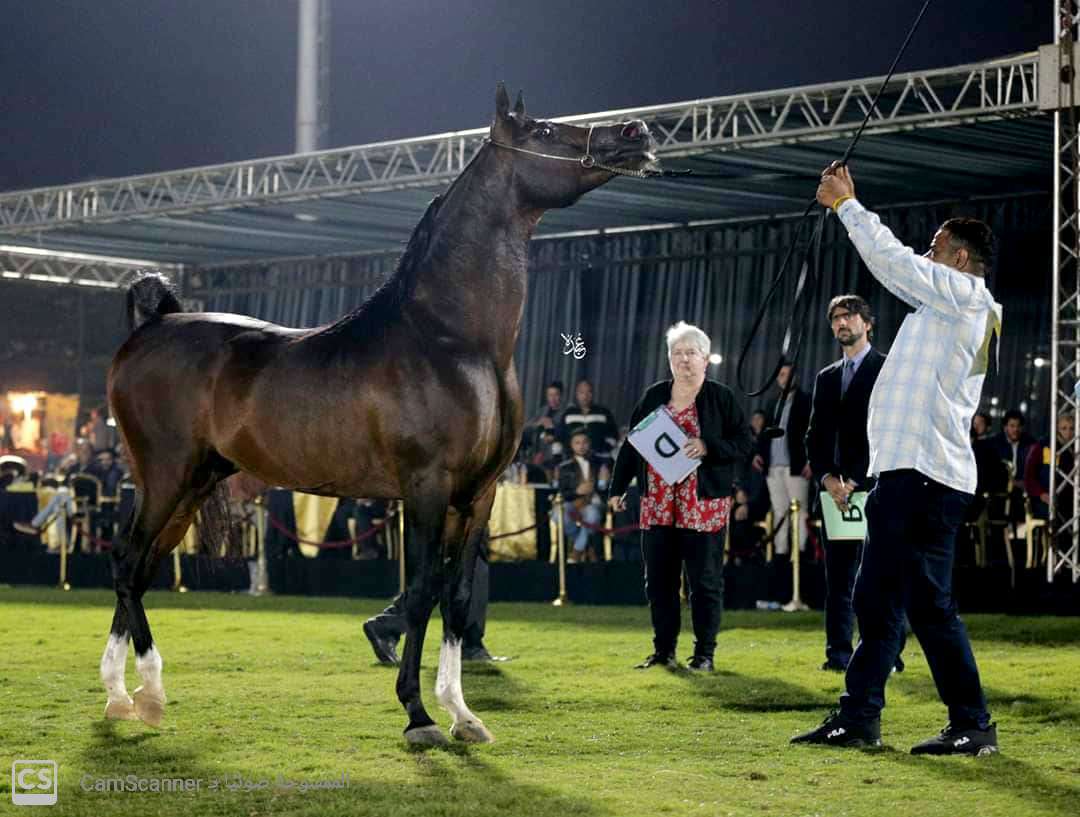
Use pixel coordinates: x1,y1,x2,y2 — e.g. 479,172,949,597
194,193,1052,438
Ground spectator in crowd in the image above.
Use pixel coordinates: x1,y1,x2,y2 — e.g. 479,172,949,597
1024,412,1075,521
13,439,97,538
749,409,767,440
805,294,904,674
970,411,992,442
986,409,1036,487
525,380,564,452
794,161,998,755
90,448,125,497
727,480,770,562
609,321,753,672
559,379,619,463
557,426,610,563
85,406,111,453
753,362,812,557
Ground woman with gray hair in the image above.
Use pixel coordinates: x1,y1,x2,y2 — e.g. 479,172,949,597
608,321,753,671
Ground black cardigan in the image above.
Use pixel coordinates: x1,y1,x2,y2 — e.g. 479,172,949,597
609,379,753,500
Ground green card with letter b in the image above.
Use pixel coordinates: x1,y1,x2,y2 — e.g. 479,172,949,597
819,491,869,541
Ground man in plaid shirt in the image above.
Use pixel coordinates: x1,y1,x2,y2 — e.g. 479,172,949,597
792,163,1001,756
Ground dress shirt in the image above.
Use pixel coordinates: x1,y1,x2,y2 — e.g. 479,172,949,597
835,199,1002,494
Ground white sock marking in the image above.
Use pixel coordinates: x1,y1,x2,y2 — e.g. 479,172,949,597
435,637,478,727
134,644,165,699
100,633,132,705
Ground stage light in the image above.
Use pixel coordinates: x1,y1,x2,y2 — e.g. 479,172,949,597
8,392,40,420
1033,357,1046,368
709,353,723,365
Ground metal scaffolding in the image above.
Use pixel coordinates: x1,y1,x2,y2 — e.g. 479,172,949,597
0,53,1039,239
1049,2,1080,582
0,245,181,290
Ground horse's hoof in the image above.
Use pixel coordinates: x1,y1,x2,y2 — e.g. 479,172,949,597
132,686,166,727
451,719,495,744
404,725,449,747
104,698,139,721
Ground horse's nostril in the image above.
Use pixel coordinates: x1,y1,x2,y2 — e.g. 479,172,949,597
621,123,641,140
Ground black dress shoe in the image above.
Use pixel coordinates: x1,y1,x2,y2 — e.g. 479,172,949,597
821,659,848,672
634,653,678,669
910,722,998,756
791,710,882,748
363,620,400,666
687,655,714,672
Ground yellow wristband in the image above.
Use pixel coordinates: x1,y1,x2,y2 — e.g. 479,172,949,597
831,195,853,213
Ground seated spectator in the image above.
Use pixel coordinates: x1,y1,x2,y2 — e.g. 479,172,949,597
749,409,767,440
60,439,95,482
557,426,609,562
1024,413,1075,520
523,380,564,457
982,409,1037,527
558,379,619,463
970,410,992,443
728,481,769,563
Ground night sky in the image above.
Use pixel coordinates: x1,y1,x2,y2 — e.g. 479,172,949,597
0,1,1049,193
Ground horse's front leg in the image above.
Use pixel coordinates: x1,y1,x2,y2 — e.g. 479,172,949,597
435,490,495,743
396,486,450,746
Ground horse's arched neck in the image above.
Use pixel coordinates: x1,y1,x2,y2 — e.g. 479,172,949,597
405,148,537,363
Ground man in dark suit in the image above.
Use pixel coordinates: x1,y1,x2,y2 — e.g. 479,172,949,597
752,362,812,557
806,295,907,673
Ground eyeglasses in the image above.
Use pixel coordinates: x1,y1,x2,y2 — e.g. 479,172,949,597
670,348,703,359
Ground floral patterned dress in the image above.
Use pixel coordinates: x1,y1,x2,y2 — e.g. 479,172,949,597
639,402,732,532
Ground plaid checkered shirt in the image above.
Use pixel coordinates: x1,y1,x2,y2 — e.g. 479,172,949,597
836,199,1003,495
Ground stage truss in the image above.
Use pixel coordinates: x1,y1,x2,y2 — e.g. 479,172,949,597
0,52,1042,289
1050,2,1080,582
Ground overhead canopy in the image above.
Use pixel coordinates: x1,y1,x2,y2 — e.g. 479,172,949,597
0,52,1045,286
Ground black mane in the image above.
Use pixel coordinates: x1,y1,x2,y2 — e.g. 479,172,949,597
310,193,444,343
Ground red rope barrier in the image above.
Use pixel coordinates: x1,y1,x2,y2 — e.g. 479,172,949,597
263,506,397,549
565,505,640,536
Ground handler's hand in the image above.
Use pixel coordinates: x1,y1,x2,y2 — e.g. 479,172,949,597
752,454,764,472
682,436,707,460
816,162,855,209
608,494,627,513
823,474,854,510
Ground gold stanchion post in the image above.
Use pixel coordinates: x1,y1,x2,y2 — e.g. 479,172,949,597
552,495,568,606
171,547,188,593
782,498,809,612
58,533,70,591
603,506,613,561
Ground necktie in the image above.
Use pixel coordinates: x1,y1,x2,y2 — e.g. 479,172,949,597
841,359,855,398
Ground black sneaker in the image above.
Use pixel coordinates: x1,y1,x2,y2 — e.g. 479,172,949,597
687,655,714,672
821,659,847,672
635,653,678,669
362,620,400,666
791,711,882,748
910,723,998,756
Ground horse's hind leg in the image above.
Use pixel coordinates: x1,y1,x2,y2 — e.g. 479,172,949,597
436,485,496,744
104,462,223,726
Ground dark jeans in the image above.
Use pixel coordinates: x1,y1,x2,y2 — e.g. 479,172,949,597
840,470,989,728
822,530,907,668
642,526,724,659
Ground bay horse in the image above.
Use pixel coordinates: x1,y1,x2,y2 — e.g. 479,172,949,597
101,84,657,745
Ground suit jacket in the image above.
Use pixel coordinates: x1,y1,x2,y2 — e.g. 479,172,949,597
757,387,812,475
985,431,1036,482
805,348,886,486
609,379,753,501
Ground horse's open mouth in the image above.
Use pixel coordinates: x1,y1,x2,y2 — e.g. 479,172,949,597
606,148,660,173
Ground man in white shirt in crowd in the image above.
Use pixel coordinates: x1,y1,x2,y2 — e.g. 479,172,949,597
792,162,1000,756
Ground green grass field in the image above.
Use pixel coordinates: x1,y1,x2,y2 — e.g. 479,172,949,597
1,586,1078,817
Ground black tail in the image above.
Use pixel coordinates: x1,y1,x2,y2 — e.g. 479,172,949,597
126,271,183,332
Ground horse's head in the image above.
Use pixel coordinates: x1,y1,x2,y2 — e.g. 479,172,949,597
488,83,658,209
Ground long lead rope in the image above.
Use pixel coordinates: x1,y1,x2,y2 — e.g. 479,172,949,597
734,0,934,439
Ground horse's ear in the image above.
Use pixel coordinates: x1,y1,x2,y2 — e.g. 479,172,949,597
491,82,513,142
514,91,526,117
